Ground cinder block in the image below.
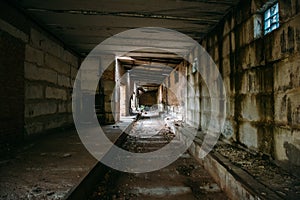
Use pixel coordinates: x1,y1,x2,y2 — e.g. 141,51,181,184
58,103,67,113
25,45,44,66
30,28,44,49
41,37,64,59
222,35,230,58
25,102,57,117
71,66,78,79
24,122,44,135
45,87,67,100
45,53,70,75
25,62,57,84
274,127,293,161
239,122,258,149
63,50,78,67
274,56,300,91
222,56,231,76
25,84,43,99
241,95,257,120
58,74,71,88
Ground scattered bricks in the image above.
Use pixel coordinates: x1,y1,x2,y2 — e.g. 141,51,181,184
45,53,70,75
25,102,57,117
25,44,44,66
25,62,57,84
58,74,71,88
45,87,67,100
25,84,43,99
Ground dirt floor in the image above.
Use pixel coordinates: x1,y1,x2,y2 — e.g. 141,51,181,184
90,117,228,200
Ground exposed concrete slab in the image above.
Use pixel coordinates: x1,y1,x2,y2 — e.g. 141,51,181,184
0,117,135,200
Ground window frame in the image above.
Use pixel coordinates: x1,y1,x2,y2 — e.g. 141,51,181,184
263,2,280,35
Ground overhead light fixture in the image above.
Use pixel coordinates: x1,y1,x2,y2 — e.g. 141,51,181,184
116,56,134,61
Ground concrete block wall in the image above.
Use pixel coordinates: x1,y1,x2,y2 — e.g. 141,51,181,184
24,28,79,135
197,0,300,168
0,1,80,143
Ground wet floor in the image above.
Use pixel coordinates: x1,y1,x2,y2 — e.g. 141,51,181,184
90,117,228,200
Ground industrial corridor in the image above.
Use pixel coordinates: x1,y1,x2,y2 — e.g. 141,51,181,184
0,0,300,199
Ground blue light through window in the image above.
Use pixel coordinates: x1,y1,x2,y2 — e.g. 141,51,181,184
264,2,279,35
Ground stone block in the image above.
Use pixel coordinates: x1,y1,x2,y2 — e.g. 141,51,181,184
45,53,70,75
58,74,71,88
71,66,78,79
222,56,231,77
58,103,67,113
64,50,78,67
45,87,67,100
222,35,230,58
274,127,293,161
25,45,44,66
25,62,57,84
25,121,44,135
274,92,289,124
41,37,64,58
274,56,300,92
25,84,43,99
25,102,57,117
239,122,258,149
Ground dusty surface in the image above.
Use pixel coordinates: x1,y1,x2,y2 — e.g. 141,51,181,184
214,142,300,199
0,117,134,200
90,117,228,200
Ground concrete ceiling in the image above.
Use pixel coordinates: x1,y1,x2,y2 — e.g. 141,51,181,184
9,0,240,88
9,0,240,57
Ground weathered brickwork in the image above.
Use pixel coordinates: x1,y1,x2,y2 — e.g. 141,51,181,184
0,2,79,143
24,28,79,135
196,0,300,168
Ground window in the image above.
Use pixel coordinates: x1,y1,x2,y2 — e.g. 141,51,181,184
264,2,279,35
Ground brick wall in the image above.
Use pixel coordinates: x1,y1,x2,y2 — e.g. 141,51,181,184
24,28,79,135
196,0,300,168
0,1,79,144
